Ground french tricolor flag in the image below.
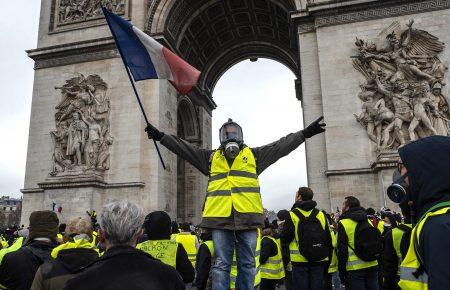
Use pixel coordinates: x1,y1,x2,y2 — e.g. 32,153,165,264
102,7,201,95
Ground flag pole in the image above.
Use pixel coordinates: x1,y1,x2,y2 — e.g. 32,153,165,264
102,6,166,170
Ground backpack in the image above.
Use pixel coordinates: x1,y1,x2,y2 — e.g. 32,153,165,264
397,224,412,259
293,208,329,262
350,220,382,262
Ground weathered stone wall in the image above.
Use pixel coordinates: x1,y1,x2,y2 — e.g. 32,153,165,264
300,7,450,211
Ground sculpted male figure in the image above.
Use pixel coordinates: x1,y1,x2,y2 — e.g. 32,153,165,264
375,78,413,147
66,112,88,166
408,85,438,141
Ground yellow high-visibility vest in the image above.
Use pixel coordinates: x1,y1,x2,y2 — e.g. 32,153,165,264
203,147,263,217
230,230,261,289
203,240,214,257
392,224,412,275
176,233,198,267
51,238,99,259
170,233,179,241
260,236,285,280
288,208,329,263
339,219,378,271
137,239,178,268
328,230,338,273
399,205,450,290
0,237,23,265
377,220,385,233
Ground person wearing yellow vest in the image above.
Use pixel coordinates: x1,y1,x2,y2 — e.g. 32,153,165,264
382,200,412,290
195,229,215,290
137,211,195,284
31,217,99,290
176,222,199,268
146,116,326,290
385,135,450,289
337,196,379,290
260,224,285,290
0,211,59,290
280,187,332,290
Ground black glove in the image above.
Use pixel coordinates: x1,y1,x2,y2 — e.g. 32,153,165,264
145,123,164,141
302,116,326,138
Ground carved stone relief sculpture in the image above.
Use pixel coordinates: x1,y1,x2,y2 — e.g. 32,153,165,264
57,0,125,25
50,74,113,177
353,20,450,150
51,0,128,32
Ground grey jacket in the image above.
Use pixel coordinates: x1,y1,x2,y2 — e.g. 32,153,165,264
160,131,305,230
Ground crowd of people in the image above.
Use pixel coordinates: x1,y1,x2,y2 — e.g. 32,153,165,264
0,118,448,290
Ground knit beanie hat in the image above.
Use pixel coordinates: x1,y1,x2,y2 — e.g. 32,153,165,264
144,211,171,240
26,210,59,244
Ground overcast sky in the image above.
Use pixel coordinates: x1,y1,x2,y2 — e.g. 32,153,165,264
0,2,307,211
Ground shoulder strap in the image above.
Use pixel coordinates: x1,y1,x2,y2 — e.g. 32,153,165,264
292,208,305,221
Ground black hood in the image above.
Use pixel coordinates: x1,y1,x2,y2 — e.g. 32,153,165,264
291,200,317,211
57,248,99,273
144,211,172,240
399,136,450,218
341,207,367,222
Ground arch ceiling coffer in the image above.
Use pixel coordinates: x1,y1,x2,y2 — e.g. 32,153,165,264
146,0,300,97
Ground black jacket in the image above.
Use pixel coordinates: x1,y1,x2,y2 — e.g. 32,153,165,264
31,248,99,290
337,207,377,284
260,235,278,265
279,200,332,266
63,246,185,290
399,136,450,290
382,229,400,290
195,241,212,290
160,132,305,230
0,240,57,290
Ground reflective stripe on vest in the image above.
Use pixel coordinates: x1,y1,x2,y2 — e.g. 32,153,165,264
137,240,178,268
203,147,263,218
176,233,198,267
288,208,328,263
339,218,378,271
398,206,450,290
328,230,338,273
230,229,261,288
260,236,285,280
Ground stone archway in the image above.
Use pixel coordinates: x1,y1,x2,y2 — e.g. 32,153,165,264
146,0,300,98
150,0,302,219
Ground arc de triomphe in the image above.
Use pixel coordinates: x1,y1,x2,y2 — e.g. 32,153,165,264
21,0,450,224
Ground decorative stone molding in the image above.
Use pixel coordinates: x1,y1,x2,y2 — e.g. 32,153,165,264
27,38,119,69
20,181,145,193
49,0,129,33
292,0,450,31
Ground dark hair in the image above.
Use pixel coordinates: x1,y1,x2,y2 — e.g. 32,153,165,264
181,222,190,232
277,210,290,221
366,208,375,216
298,187,314,201
344,196,360,209
171,221,179,234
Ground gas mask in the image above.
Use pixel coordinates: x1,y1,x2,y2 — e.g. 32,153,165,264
219,119,244,159
387,168,409,203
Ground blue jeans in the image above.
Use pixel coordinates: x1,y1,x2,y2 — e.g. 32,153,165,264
292,265,326,290
211,229,257,290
